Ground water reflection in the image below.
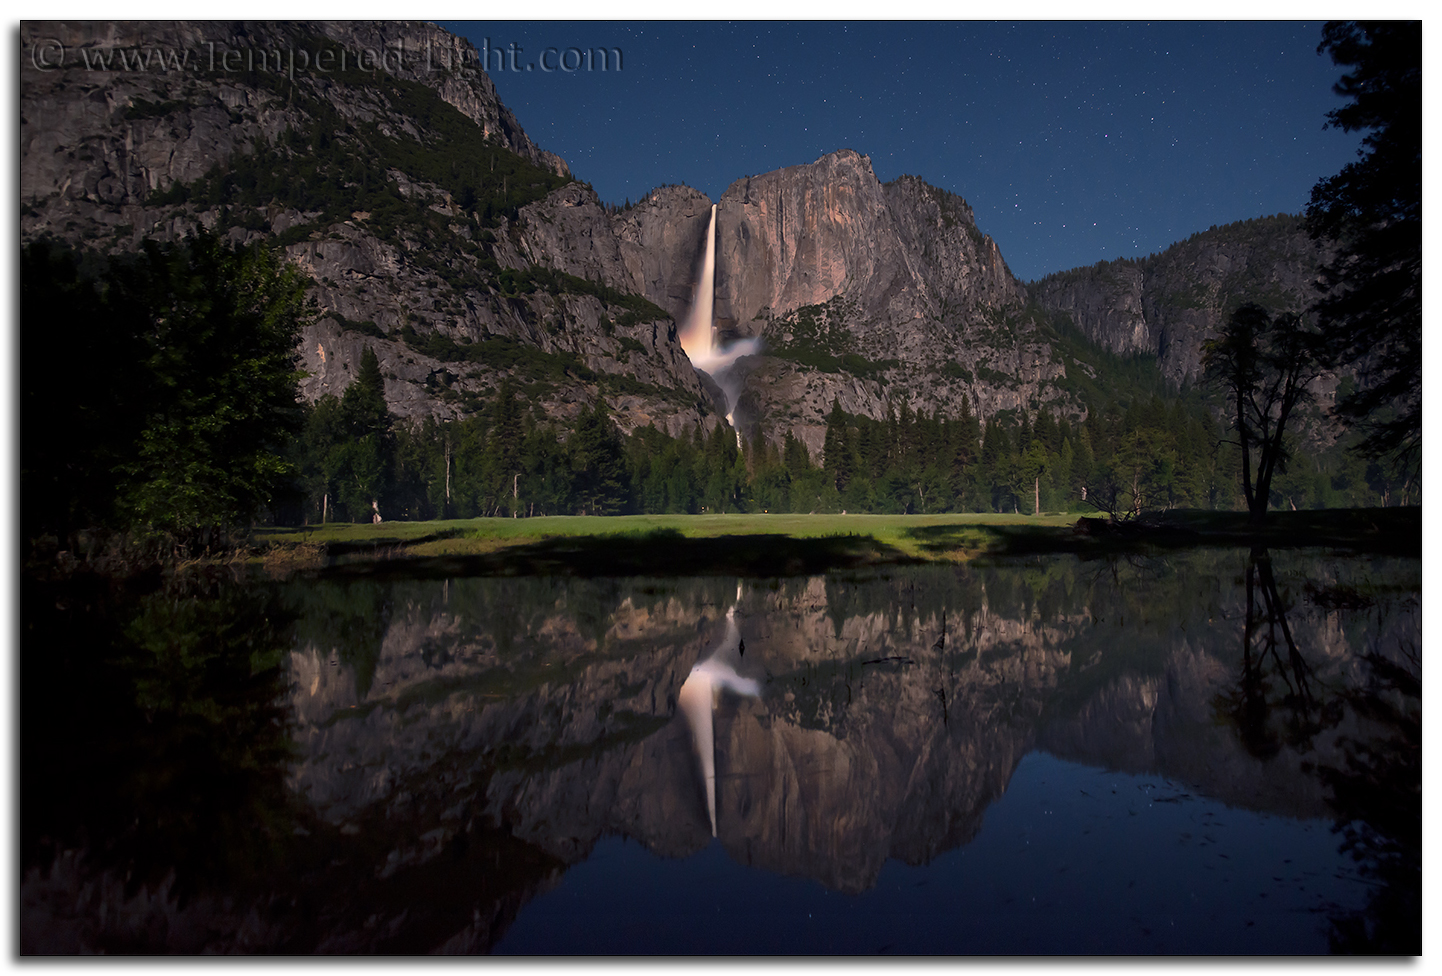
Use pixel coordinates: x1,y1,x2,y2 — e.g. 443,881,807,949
20,549,1420,953
1211,548,1421,953
678,587,762,836
1219,548,1331,760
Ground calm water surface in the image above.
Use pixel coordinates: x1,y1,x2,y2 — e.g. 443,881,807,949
21,548,1419,953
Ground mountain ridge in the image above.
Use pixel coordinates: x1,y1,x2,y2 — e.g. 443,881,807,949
21,20,1332,461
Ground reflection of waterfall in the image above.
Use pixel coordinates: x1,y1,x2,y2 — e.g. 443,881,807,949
677,204,762,436
677,596,760,836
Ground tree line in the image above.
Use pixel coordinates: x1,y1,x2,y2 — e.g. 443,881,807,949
290,360,1398,525
20,229,1409,561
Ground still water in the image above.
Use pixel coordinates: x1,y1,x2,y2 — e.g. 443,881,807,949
21,548,1419,954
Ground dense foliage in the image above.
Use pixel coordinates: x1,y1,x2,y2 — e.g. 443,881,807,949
22,234,310,550
289,373,1399,524
1306,21,1422,473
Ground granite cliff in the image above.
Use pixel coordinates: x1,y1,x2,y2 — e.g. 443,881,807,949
1027,214,1329,386
22,20,1331,463
21,20,714,439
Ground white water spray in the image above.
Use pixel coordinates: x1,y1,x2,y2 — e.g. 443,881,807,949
678,204,761,444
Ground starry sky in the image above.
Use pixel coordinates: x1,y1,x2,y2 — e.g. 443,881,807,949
438,21,1362,282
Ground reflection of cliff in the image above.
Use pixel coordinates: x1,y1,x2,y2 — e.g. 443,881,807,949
285,569,1084,907
277,553,1418,949
1035,552,1421,822
700,574,1079,892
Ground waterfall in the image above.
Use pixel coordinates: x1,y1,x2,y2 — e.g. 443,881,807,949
679,203,762,445
678,204,717,363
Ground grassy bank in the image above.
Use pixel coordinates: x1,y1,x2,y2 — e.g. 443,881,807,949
249,507,1420,579
256,512,1071,555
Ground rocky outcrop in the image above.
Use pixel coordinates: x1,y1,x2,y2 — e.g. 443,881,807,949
20,21,714,439
20,22,564,215
612,186,717,321
695,151,1060,457
1028,214,1328,385
714,150,919,337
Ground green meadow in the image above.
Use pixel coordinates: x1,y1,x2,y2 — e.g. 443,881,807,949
250,507,1418,579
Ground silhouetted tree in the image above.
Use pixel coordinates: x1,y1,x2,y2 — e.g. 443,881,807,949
22,234,309,549
1306,21,1421,474
1203,304,1321,525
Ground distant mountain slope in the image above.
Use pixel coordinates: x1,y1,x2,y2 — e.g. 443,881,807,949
1027,214,1328,386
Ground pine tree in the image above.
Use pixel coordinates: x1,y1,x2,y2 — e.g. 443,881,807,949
1306,21,1421,472
782,432,812,476
822,400,854,493
334,346,394,521
482,378,525,515
570,400,629,515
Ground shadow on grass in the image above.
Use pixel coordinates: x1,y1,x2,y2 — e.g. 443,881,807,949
904,507,1421,559
300,527,470,557
315,529,920,581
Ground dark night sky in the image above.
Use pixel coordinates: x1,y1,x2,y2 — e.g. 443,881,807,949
439,20,1362,283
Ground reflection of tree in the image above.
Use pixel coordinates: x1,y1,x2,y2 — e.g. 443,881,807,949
1319,644,1421,954
1214,550,1420,953
1216,548,1328,760
22,569,570,952
22,569,298,910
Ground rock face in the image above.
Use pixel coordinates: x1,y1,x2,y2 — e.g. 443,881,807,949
702,153,1052,459
21,20,1331,459
21,21,564,210
501,148,1061,460
1027,214,1328,386
714,155,1025,340
514,182,716,325
19,20,714,439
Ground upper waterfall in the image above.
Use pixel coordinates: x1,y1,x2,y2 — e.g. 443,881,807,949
678,202,762,440
678,204,718,364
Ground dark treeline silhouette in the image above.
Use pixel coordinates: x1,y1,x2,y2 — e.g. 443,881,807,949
21,233,309,553
1306,21,1421,474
